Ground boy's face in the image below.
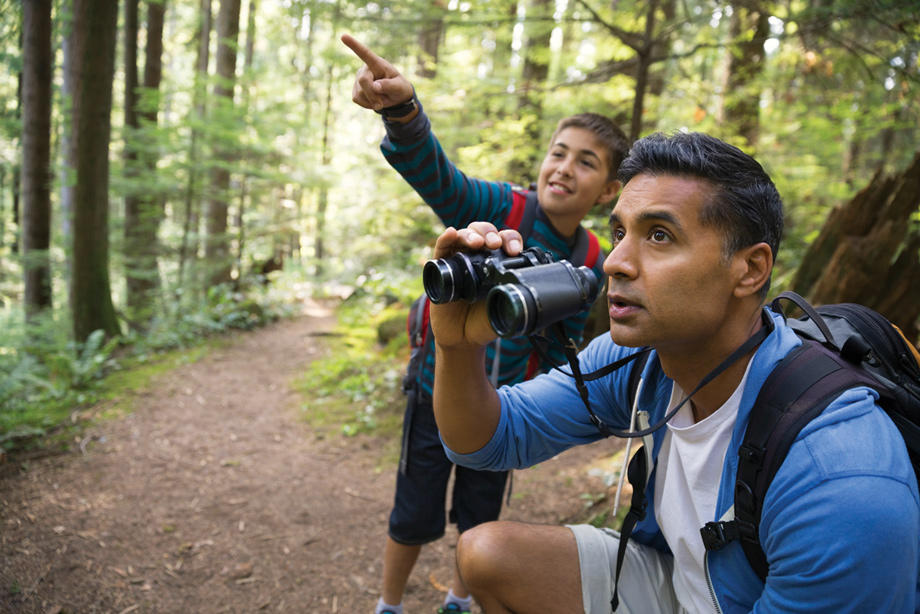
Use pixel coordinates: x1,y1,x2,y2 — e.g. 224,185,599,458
604,173,742,355
536,127,620,235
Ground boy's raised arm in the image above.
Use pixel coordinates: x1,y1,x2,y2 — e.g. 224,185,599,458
341,34,417,122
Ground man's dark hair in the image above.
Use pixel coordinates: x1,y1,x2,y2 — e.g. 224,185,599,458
553,113,630,182
617,131,784,266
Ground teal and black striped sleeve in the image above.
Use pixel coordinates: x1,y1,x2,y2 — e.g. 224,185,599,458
383,100,607,396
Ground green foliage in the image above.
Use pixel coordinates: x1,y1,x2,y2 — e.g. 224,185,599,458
294,292,407,456
0,279,291,450
0,311,120,449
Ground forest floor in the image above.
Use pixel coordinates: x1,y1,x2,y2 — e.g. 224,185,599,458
0,299,626,614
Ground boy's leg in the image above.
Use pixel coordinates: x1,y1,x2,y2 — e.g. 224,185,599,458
457,520,584,612
382,536,422,605
381,394,454,607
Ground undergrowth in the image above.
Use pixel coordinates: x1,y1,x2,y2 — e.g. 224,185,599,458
0,280,296,454
293,287,414,468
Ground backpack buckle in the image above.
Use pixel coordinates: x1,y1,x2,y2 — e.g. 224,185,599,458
700,520,740,551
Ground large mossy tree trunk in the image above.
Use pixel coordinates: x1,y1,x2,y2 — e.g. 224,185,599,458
791,151,920,343
67,0,122,343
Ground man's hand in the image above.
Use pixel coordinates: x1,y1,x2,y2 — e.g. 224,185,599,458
341,34,414,111
428,222,525,349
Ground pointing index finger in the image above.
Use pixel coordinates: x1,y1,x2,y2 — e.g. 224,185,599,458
341,34,388,73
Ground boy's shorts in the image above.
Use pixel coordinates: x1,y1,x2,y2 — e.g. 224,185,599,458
568,524,685,614
388,392,508,545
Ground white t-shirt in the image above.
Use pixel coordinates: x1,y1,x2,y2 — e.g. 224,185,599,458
653,363,752,613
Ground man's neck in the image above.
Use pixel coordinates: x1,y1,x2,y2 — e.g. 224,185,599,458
659,307,765,422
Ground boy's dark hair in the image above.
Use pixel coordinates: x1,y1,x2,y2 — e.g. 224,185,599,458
552,113,630,182
617,131,784,267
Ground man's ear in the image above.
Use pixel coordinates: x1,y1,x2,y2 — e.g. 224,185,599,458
733,242,773,298
595,180,622,206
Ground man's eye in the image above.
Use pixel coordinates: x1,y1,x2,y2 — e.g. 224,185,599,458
611,228,625,243
651,229,670,242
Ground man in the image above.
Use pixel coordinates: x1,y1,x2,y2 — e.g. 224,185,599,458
428,131,919,613
342,34,629,614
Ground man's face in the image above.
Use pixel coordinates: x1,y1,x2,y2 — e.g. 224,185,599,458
604,173,740,354
536,127,618,233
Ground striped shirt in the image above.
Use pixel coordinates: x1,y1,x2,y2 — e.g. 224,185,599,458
382,100,607,399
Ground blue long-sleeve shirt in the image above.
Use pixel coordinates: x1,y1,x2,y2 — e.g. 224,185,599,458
446,309,920,612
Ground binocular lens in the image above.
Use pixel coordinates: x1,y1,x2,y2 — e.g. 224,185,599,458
422,259,456,304
487,285,536,338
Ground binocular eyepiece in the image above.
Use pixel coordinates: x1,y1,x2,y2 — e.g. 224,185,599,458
422,247,599,338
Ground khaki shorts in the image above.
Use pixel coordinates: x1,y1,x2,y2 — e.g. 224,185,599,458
567,524,685,614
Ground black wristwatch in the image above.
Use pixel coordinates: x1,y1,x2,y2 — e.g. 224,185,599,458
376,96,417,120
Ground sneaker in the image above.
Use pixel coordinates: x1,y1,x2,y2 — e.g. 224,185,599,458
437,604,471,614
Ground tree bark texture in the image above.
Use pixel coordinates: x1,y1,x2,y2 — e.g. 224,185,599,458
416,1,446,79
67,0,122,342
719,1,769,148
792,151,920,342
21,0,54,318
206,0,241,287
124,0,167,327
178,0,212,288
507,0,553,184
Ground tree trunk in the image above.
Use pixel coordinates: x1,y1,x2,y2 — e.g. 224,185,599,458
416,1,446,79
21,0,54,320
67,0,121,342
314,63,334,276
205,0,241,287
792,151,920,342
178,0,212,289
507,0,553,184
719,1,769,149
629,0,659,142
122,0,142,320
123,0,166,327
235,0,257,277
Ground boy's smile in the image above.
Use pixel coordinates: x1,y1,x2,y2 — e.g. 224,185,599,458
536,127,619,238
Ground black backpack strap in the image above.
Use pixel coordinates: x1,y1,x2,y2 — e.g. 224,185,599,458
612,444,649,611
611,351,652,611
700,340,879,580
518,189,538,242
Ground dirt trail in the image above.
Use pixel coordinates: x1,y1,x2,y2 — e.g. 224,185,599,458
0,301,621,614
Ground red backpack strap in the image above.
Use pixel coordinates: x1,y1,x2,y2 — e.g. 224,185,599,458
505,190,528,230
504,189,538,242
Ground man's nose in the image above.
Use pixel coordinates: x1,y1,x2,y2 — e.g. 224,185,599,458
604,237,638,279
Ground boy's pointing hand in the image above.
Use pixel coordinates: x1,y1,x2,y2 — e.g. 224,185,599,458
342,34,414,111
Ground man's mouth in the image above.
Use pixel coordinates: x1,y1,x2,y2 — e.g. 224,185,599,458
608,293,642,319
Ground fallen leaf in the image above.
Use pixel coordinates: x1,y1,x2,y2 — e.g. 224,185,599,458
428,572,448,592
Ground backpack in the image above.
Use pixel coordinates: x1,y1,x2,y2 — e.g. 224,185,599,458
699,291,920,579
612,291,920,609
402,189,602,394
